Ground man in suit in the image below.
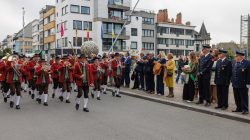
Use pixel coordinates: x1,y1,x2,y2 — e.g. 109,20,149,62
124,52,131,88
232,51,250,115
214,49,232,110
197,45,214,106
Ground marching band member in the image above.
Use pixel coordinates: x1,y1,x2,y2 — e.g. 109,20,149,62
74,54,93,112
0,56,9,103
27,54,40,100
6,56,22,109
35,59,51,106
50,56,61,98
20,55,29,92
111,53,123,98
91,56,102,100
58,55,74,103
100,54,109,94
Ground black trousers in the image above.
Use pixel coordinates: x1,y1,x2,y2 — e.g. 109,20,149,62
94,79,101,91
114,76,122,88
182,78,195,101
198,78,211,103
233,88,249,112
53,78,60,89
216,85,229,108
77,83,89,98
133,72,139,89
139,72,144,89
28,78,37,91
145,73,154,91
1,81,9,93
102,75,108,85
38,83,49,95
62,81,71,92
124,71,130,86
9,81,21,96
156,74,164,95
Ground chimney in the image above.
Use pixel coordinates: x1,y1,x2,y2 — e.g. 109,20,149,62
157,9,168,22
186,21,191,26
171,18,174,23
176,12,182,24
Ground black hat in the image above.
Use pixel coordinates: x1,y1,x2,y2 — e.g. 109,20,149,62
219,49,228,54
55,56,60,60
236,51,245,56
202,44,211,49
62,55,69,59
92,57,99,61
39,58,46,62
79,54,87,59
114,52,120,57
102,55,107,59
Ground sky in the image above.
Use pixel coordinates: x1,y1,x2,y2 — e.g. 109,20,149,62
0,0,249,44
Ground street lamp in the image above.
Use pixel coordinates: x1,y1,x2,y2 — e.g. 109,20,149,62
22,7,25,54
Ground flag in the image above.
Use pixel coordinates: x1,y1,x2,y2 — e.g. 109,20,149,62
86,29,90,41
60,23,64,37
112,24,116,39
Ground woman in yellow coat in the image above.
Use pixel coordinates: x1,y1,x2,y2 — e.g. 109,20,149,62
164,53,176,98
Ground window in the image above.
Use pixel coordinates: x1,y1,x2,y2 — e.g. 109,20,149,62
81,6,90,14
71,5,80,13
142,42,154,50
157,38,169,45
73,20,82,30
109,9,123,19
73,37,82,47
84,38,93,42
142,29,154,37
142,17,154,24
131,28,137,36
131,42,137,49
83,21,92,30
157,26,169,34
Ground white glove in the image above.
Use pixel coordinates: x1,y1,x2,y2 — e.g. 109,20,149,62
247,85,250,89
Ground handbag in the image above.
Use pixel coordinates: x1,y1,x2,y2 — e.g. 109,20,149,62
167,72,173,77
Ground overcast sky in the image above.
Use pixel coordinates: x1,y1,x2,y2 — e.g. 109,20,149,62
0,0,249,44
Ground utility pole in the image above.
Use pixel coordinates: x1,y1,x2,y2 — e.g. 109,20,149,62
22,7,25,54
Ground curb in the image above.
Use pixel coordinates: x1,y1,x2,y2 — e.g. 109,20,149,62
107,88,250,124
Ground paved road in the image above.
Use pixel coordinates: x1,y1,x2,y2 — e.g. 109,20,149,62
0,89,250,140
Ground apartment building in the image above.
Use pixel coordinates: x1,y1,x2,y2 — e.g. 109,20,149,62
55,0,131,55
125,10,156,54
32,19,40,51
40,5,56,55
156,9,195,59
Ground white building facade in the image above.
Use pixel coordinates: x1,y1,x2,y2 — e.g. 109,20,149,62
55,0,131,55
32,19,40,51
156,23,195,60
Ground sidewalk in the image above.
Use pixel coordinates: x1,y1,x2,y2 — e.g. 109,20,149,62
107,83,250,123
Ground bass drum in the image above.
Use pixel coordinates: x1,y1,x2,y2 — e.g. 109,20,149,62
81,41,99,56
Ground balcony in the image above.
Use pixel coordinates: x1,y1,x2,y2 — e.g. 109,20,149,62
108,0,130,11
44,21,55,31
44,35,55,44
102,29,130,40
93,16,130,25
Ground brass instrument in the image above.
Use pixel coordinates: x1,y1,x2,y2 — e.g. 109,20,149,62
7,55,22,76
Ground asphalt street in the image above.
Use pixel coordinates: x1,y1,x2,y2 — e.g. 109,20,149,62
0,89,250,140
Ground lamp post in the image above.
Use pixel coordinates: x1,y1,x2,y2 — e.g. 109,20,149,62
22,7,25,54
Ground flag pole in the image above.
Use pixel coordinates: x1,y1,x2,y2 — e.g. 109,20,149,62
108,0,140,54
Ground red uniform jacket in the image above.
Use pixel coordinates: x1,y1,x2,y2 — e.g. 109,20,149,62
58,63,74,83
74,62,93,86
50,62,60,79
6,62,22,84
35,65,51,85
91,63,103,81
49,59,54,66
26,60,36,80
111,59,123,77
100,61,109,76
0,61,6,81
